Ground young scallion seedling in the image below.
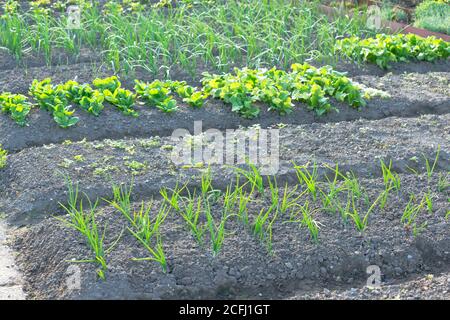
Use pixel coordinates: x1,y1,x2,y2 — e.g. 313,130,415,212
160,182,186,212
294,162,319,201
124,202,170,273
57,179,119,280
180,190,205,245
380,159,401,192
204,196,229,257
232,162,264,194
424,145,441,180
287,201,321,243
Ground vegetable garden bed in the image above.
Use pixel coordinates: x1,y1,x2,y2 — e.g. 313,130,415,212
0,0,449,300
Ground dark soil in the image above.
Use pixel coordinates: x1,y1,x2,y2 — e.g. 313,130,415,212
0,35,449,299
0,60,449,152
1,113,448,225
12,171,450,299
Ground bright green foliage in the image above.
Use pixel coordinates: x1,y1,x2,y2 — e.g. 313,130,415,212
170,81,207,109
202,63,365,118
0,92,32,126
202,70,263,118
336,34,450,69
29,78,79,128
79,91,105,116
0,145,7,169
57,179,110,280
414,0,450,35
290,63,366,113
93,76,121,93
134,80,178,113
104,88,137,117
60,81,105,116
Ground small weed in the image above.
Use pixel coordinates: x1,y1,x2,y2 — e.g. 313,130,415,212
73,155,85,162
124,160,148,175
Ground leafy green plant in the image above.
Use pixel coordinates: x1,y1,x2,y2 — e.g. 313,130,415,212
29,78,79,128
61,80,104,116
78,91,105,116
202,63,366,118
134,80,178,113
93,76,121,93
414,0,450,35
0,92,32,126
104,88,137,117
169,81,207,108
336,34,450,69
0,145,7,169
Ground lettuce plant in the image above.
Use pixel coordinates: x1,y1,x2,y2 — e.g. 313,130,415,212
104,88,137,117
61,80,104,116
0,92,32,126
93,76,121,93
336,34,450,69
29,78,79,128
202,63,366,118
134,80,178,113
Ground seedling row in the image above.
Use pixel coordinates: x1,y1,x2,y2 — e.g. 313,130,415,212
56,155,449,279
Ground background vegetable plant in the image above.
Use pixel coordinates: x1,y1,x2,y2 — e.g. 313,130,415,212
336,34,450,69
